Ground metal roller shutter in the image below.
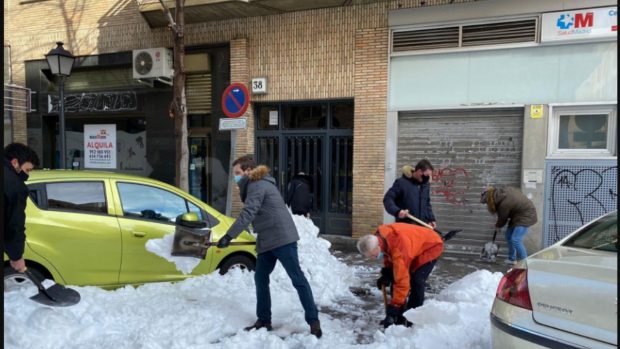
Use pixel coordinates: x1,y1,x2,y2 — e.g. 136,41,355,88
186,74,212,114
396,108,524,255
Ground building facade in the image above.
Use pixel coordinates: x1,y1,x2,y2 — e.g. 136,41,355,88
4,0,616,253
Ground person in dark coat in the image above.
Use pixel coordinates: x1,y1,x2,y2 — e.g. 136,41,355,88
480,185,538,265
217,155,322,338
3,143,40,273
285,172,312,218
383,159,437,228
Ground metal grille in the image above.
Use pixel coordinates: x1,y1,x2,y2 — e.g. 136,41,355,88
462,19,537,47
543,159,617,247
329,136,353,214
392,18,537,53
256,136,280,187
3,83,31,113
397,108,524,255
392,27,459,52
284,135,324,212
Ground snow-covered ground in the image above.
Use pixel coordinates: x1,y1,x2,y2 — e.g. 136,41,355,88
4,214,504,349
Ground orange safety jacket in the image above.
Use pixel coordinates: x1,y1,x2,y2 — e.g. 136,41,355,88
375,223,444,306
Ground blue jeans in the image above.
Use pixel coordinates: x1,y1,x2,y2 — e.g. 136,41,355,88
254,242,319,325
505,226,529,261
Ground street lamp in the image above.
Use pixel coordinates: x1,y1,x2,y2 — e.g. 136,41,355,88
45,41,75,169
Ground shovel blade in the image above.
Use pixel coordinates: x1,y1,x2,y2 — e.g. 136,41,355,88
30,284,81,307
441,229,462,242
171,225,211,259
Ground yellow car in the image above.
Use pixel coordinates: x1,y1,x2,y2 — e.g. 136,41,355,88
3,170,256,289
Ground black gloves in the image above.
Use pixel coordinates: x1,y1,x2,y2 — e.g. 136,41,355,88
381,304,404,329
376,267,393,290
217,235,233,248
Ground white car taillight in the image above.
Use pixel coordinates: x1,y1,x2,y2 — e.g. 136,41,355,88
496,268,532,310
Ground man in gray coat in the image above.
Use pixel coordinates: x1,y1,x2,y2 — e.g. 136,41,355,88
217,155,322,338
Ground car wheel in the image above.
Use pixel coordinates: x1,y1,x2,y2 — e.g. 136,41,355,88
218,255,255,275
3,266,44,293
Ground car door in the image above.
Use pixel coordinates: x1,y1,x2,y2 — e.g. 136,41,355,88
112,180,216,284
26,180,122,286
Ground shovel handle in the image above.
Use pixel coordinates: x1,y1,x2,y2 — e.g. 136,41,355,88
381,285,388,310
24,268,57,302
404,212,435,230
492,229,498,242
183,241,256,248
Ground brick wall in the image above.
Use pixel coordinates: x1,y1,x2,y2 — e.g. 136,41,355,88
5,0,467,234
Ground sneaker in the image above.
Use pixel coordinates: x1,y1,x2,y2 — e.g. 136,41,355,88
244,320,272,331
504,259,516,266
310,321,322,338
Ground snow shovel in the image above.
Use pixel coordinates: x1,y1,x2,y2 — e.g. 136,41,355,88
404,212,462,242
171,223,255,259
480,230,500,262
23,268,80,307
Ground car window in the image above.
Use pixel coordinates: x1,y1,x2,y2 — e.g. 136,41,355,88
117,182,200,223
564,213,617,252
46,182,107,214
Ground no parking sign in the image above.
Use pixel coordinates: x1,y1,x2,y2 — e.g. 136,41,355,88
221,83,250,118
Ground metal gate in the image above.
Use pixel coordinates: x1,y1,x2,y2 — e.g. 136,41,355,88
397,108,524,254
256,133,352,235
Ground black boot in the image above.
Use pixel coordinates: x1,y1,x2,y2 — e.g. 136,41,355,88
310,321,322,338
244,320,273,331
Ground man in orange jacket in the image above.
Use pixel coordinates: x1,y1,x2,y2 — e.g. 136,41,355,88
357,222,444,328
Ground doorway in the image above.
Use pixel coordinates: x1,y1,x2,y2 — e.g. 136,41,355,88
254,100,353,236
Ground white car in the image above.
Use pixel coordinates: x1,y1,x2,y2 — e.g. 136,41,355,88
491,211,617,349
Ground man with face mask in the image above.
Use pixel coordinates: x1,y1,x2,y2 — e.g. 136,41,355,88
216,155,322,338
383,159,437,228
357,222,443,328
3,142,40,273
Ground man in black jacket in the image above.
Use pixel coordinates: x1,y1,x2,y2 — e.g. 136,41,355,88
3,143,39,273
383,159,437,228
285,172,312,218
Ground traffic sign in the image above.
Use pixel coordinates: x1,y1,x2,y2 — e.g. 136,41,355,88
221,83,250,118
219,117,247,130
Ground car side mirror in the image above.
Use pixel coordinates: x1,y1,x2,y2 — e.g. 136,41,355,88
175,212,207,229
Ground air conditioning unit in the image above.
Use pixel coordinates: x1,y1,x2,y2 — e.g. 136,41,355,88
132,48,173,80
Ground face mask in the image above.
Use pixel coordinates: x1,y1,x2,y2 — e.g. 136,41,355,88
234,175,243,184
376,251,384,260
18,171,29,182
421,175,430,183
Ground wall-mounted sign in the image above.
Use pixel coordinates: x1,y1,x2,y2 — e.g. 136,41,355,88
269,110,278,125
84,124,116,169
48,91,138,113
251,77,267,94
530,105,544,119
541,7,617,43
219,117,247,130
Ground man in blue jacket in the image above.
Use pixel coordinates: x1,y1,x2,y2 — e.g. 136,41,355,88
217,155,322,338
383,159,437,228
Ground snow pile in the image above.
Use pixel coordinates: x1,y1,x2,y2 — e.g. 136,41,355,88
367,270,504,349
145,232,201,274
4,211,504,349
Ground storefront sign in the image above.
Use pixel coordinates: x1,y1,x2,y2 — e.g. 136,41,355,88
48,91,138,113
84,124,116,169
541,7,617,42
